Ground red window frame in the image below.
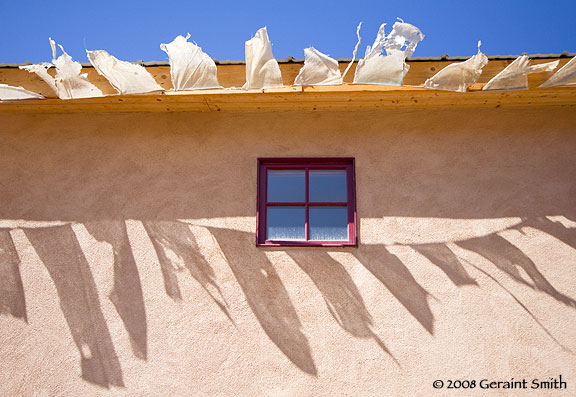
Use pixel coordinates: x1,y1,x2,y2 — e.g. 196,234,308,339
256,158,357,247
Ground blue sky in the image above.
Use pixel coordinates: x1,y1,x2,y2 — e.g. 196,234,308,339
1,0,574,63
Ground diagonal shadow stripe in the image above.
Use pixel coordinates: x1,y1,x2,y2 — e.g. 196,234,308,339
24,225,124,388
0,229,27,322
85,221,148,360
208,227,317,375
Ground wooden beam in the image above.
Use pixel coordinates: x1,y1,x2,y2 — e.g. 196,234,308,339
1,58,570,98
1,85,575,114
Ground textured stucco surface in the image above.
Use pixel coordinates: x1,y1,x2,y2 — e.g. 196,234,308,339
0,107,575,396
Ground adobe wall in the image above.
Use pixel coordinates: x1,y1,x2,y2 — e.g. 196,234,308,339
0,106,575,396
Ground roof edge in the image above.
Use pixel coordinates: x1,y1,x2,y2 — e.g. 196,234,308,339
1,52,573,68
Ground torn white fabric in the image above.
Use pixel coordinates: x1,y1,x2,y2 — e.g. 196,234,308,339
293,47,342,86
243,27,283,90
19,63,58,94
528,60,560,73
483,56,558,91
539,56,576,88
87,50,164,94
353,20,424,86
424,42,488,92
160,34,220,90
341,22,362,80
0,84,44,101
19,38,103,99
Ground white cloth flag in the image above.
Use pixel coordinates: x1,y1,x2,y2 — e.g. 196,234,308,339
243,27,283,90
293,47,342,86
424,42,488,92
0,84,44,101
539,56,576,88
354,20,424,86
20,38,103,99
483,55,558,90
87,50,164,95
160,34,220,90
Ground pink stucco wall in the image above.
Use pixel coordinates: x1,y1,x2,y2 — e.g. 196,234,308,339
0,106,575,396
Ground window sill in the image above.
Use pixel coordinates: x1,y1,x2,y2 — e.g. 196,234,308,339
257,240,358,248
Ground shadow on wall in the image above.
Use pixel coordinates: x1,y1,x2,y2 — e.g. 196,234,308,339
411,243,478,287
208,227,317,375
0,217,575,387
354,245,434,335
0,229,27,322
456,233,576,308
84,221,148,361
287,250,396,361
143,221,232,322
23,225,124,388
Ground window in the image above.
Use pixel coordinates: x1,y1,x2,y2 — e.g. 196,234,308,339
257,158,357,246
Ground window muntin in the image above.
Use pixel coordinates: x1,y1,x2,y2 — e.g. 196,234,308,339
257,158,357,246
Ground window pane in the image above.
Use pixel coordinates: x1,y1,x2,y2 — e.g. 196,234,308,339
267,207,305,240
309,206,348,241
309,170,347,202
267,170,305,202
